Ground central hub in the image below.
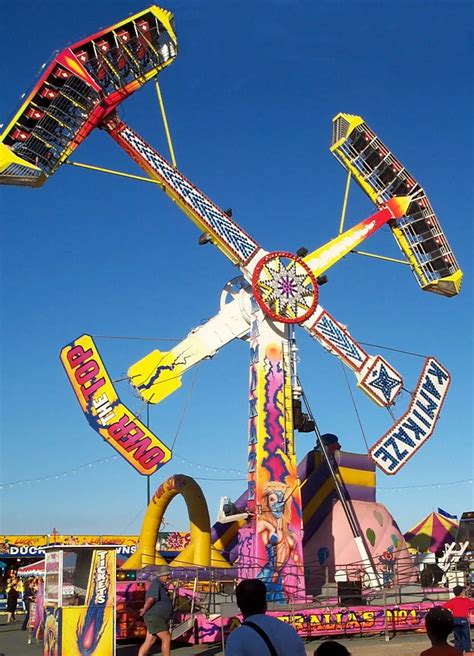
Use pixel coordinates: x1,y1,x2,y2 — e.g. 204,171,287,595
252,251,319,324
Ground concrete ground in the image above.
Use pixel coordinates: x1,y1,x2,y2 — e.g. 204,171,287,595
0,619,446,656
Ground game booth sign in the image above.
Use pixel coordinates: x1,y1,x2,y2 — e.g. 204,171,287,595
0,533,190,559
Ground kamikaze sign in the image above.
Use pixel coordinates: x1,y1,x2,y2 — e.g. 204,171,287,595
369,357,450,474
61,335,171,475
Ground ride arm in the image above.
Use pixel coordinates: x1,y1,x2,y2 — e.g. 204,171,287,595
103,115,263,274
302,196,409,279
300,305,451,474
128,286,253,404
301,305,403,407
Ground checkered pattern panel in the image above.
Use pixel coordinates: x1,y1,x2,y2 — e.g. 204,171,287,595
120,127,259,263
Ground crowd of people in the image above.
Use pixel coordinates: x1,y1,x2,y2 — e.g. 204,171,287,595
2,572,44,636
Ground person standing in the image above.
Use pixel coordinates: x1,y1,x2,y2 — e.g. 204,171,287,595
21,578,35,631
137,565,173,656
225,579,306,656
6,579,19,623
443,585,474,653
33,578,44,642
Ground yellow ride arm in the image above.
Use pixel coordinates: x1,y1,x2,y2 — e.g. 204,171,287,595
303,198,409,278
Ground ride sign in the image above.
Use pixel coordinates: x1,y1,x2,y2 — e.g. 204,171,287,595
60,335,171,475
369,357,450,474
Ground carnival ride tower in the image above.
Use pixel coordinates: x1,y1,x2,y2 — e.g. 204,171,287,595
0,6,463,601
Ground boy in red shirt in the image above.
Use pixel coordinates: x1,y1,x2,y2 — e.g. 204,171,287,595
443,586,474,653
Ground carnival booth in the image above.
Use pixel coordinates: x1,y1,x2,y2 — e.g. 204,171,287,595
43,546,116,656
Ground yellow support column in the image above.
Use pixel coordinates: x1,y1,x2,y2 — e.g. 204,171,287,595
155,78,177,167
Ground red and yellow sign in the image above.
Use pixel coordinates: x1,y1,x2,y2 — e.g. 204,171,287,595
1,533,191,557
60,335,171,475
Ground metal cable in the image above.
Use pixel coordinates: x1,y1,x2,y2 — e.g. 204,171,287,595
358,341,428,359
339,361,370,452
170,364,201,451
93,334,179,342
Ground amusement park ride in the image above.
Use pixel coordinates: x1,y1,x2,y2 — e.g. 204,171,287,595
0,3,464,648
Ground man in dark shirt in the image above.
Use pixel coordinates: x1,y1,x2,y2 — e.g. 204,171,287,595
21,578,35,631
138,565,173,656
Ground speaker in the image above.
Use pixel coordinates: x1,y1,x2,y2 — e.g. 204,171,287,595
420,564,443,587
338,580,364,606
220,581,235,595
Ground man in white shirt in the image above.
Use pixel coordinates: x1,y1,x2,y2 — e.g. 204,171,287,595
225,579,306,656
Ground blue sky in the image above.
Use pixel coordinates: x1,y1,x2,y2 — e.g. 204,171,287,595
0,0,472,540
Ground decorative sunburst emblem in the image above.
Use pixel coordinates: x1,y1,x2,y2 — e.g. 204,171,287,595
252,251,318,323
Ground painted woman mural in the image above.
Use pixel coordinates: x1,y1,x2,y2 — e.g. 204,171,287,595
257,481,299,601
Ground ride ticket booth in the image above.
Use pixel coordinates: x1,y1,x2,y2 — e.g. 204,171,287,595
43,545,116,655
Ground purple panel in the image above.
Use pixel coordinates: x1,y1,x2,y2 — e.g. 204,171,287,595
303,497,337,545
342,484,375,503
227,540,240,564
344,485,375,503
301,466,331,507
338,452,375,473
301,452,376,545
297,450,317,479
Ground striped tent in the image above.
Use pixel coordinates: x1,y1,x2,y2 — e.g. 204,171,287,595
17,559,45,577
404,512,458,553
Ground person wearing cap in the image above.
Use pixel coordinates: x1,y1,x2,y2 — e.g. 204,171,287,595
137,565,173,656
443,585,474,653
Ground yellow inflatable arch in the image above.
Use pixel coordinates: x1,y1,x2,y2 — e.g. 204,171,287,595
123,474,230,569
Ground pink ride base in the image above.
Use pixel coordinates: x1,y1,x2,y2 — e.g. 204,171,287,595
116,579,439,644
173,602,432,643
305,499,417,591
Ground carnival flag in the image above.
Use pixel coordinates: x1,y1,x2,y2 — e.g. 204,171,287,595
438,508,458,520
